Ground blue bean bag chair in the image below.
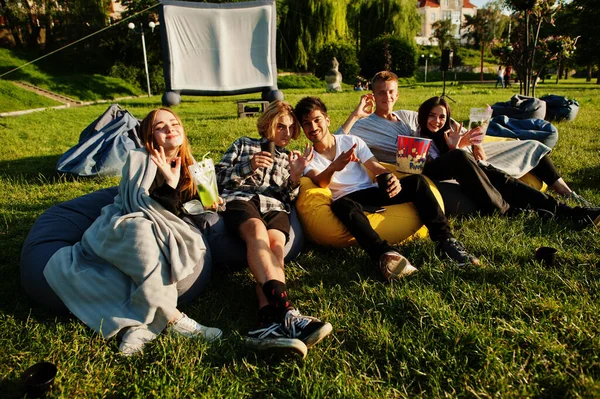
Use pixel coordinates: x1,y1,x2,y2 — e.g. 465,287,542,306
20,187,213,314
540,94,579,122
492,95,547,121
187,207,305,271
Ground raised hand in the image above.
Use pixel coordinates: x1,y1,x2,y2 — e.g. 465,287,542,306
289,144,314,183
443,122,471,150
251,151,274,171
150,146,180,189
330,143,359,172
354,93,375,118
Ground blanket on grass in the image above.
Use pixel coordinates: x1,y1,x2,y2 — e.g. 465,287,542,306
44,148,207,346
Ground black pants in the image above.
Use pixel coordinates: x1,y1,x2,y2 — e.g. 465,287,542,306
331,174,452,260
423,150,560,215
530,156,561,186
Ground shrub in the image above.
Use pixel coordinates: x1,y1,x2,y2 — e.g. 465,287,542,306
360,34,416,79
314,42,360,84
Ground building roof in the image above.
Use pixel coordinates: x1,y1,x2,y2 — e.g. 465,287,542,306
418,0,440,7
417,0,477,8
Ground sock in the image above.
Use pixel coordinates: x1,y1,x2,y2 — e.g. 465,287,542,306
257,305,277,326
262,280,293,320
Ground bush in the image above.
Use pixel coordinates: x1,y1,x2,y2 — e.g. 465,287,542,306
314,42,360,84
360,34,416,79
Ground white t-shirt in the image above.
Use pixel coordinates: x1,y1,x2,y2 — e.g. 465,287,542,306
304,134,377,201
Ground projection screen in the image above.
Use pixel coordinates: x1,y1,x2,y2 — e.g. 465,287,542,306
159,0,278,96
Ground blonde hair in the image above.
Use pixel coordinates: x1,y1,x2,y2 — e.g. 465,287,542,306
139,108,196,202
371,70,399,88
256,101,301,141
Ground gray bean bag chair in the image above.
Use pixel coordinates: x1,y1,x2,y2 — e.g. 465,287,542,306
20,187,213,314
187,207,305,271
540,94,580,122
492,95,547,121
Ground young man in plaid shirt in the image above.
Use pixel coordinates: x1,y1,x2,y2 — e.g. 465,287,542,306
216,101,331,358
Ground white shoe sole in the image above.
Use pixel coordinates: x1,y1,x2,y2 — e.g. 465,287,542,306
381,253,417,280
245,337,308,358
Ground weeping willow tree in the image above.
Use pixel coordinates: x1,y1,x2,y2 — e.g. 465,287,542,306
277,0,350,70
349,0,420,52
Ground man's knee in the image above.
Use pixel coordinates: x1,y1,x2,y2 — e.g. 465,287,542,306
331,197,360,217
238,218,267,241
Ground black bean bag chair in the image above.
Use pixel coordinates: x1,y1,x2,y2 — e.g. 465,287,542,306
492,95,547,121
187,207,305,271
540,94,580,122
20,187,213,314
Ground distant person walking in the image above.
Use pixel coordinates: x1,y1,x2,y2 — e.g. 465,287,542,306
495,66,505,88
504,66,512,88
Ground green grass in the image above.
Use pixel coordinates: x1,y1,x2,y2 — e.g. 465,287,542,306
0,80,62,113
0,48,142,102
1,81,599,398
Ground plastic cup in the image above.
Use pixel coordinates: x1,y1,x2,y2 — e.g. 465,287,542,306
190,159,219,208
535,246,557,266
22,361,57,398
468,108,492,136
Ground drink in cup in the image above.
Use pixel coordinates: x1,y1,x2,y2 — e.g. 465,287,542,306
468,107,493,144
190,159,219,207
260,140,275,158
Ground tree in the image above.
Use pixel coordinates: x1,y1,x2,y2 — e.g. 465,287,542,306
349,0,420,52
564,0,600,84
463,2,507,82
502,0,559,96
431,19,457,51
277,0,349,71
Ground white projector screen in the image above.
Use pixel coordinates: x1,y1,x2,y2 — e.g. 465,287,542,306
159,0,277,95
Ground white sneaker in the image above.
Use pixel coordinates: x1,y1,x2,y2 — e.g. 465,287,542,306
119,338,149,356
168,313,223,342
379,251,417,280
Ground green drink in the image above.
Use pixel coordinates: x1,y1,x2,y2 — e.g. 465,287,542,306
190,158,219,208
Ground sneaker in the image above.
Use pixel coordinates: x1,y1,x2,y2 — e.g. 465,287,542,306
570,191,593,208
167,313,223,342
246,322,308,358
119,337,150,357
379,251,417,280
283,309,332,348
437,238,480,267
570,206,600,229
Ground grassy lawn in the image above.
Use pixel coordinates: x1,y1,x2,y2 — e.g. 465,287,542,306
0,48,142,103
1,80,599,398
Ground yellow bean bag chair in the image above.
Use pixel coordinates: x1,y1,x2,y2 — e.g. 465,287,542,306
296,165,444,247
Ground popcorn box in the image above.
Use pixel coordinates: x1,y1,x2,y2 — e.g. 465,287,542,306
396,135,431,174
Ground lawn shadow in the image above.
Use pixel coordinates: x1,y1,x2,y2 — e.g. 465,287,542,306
0,155,61,182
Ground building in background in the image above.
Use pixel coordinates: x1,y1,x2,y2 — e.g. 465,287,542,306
416,0,477,46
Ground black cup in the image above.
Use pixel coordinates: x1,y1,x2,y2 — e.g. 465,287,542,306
22,362,57,398
376,172,393,191
260,141,275,158
535,246,557,266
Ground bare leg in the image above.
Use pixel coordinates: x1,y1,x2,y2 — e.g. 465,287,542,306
549,177,572,197
238,219,286,310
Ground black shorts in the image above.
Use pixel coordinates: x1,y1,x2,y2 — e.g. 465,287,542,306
222,196,290,242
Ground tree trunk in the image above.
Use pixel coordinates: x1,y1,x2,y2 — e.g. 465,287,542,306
587,64,592,82
596,65,600,84
555,55,561,84
480,41,484,82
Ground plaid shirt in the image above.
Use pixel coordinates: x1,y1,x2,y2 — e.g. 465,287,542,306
216,136,299,213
